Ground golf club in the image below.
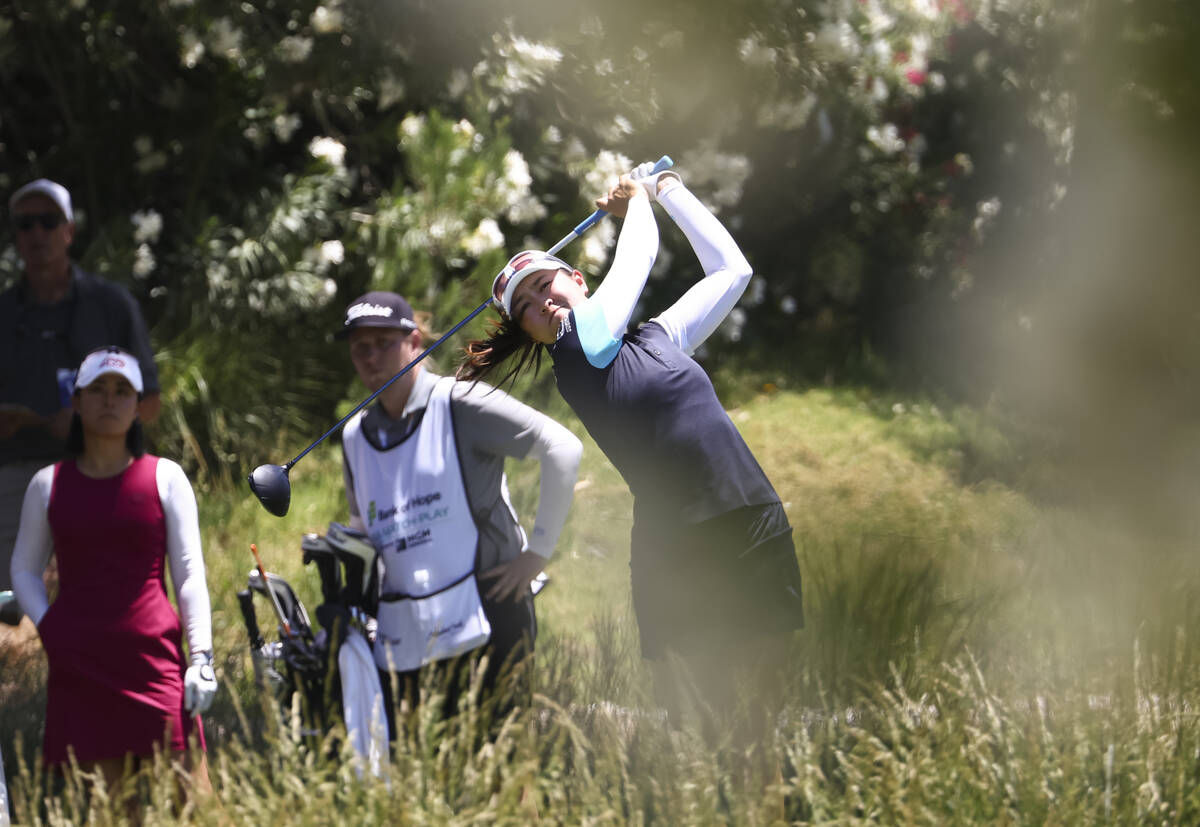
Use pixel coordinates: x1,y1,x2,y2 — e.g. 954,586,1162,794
248,154,674,516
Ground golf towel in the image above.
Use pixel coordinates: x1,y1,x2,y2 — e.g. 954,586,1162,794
338,628,388,779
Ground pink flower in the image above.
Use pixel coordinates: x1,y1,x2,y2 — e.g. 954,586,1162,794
906,68,928,86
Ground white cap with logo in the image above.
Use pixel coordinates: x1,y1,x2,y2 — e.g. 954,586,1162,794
75,348,144,394
9,178,73,223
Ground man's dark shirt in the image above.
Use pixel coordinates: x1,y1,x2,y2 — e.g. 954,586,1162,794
0,264,159,464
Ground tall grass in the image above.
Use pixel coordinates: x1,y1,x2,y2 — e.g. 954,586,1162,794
4,385,1200,823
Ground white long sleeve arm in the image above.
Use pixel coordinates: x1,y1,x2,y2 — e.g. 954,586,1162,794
10,465,55,625
522,416,583,559
650,184,754,354
159,459,213,655
588,194,660,339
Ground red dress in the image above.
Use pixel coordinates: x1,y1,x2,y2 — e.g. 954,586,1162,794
38,455,202,764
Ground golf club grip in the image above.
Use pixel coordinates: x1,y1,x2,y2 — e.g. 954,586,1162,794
237,589,264,649
568,155,675,236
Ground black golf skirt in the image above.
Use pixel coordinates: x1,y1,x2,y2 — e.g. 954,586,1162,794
630,501,805,660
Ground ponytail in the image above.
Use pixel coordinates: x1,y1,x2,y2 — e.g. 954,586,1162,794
456,315,545,386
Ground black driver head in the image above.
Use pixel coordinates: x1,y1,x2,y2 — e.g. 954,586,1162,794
248,463,292,517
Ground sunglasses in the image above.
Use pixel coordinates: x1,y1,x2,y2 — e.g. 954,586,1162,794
12,212,64,232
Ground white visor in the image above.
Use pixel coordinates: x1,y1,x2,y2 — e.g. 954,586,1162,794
491,250,572,318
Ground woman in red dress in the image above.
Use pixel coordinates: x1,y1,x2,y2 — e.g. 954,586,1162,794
9,347,217,797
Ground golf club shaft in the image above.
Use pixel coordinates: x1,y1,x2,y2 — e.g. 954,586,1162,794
282,154,673,472
285,297,493,469
545,154,674,255
250,543,293,637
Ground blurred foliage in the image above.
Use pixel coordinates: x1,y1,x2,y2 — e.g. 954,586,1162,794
0,0,1193,484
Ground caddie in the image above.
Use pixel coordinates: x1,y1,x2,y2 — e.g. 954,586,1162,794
336,291,581,729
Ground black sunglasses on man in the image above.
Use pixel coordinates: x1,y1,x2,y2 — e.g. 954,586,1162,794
12,212,65,232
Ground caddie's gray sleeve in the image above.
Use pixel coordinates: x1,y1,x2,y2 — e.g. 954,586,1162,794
450,381,582,559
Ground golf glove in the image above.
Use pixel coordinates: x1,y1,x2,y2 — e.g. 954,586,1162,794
630,161,681,202
184,650,218,714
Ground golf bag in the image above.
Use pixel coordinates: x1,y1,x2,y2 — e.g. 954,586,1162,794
237,523,386,763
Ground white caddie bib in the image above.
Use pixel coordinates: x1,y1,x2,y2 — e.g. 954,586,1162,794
343,377,490,671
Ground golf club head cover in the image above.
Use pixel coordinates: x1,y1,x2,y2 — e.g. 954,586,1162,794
630,161,682,202
185,650,218,714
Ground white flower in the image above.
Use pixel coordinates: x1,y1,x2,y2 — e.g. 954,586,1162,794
812,21,860,63
277,35,313,64
310,5,344,34
378,71,406,110
273,113,301,142
479,32,563,100
132,244,156,279
870,37,893,64
323,278,337,299
131,210,163,245
864,0,895,34
180,29,205,68
506,196,546,225
675,144,750,208
135,152,168,175
500,150,546,224
509,35,562,68
207,17,244,61
308,136,346,167
399,114,425,143
427,214,466,243
910,0,940,21
462,219,504,257
738,35,776,68
446,69,469,100
319,240,345,265
580,221,615,272
867,123,906,155
584,150,633,195
722,307,746,342
780,296,797,314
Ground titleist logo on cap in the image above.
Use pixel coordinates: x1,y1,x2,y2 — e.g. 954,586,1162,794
346,302,394,322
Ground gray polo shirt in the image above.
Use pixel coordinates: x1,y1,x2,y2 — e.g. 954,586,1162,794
342,368,576,570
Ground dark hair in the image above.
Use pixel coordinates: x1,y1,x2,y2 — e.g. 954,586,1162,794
456,314,544,386
65,411,146,458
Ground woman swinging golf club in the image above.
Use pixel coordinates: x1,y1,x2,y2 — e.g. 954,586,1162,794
9,347,217,800
459,163,804,717
336,293,582,729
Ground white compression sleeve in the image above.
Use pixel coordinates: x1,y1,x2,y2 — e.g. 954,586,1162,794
587,194,660,339
159,458,214,654
522,416,583,559
10,465,55,625
650,184,754,355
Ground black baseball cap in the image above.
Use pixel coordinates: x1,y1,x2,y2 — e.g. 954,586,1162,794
336,291,417,339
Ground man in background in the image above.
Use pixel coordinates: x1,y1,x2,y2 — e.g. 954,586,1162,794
0,178,160,591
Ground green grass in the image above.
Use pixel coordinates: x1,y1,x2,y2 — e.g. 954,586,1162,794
5,384,1200,824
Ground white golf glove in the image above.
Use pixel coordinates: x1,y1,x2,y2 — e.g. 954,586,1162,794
630,161,682,202
184,650,218,714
